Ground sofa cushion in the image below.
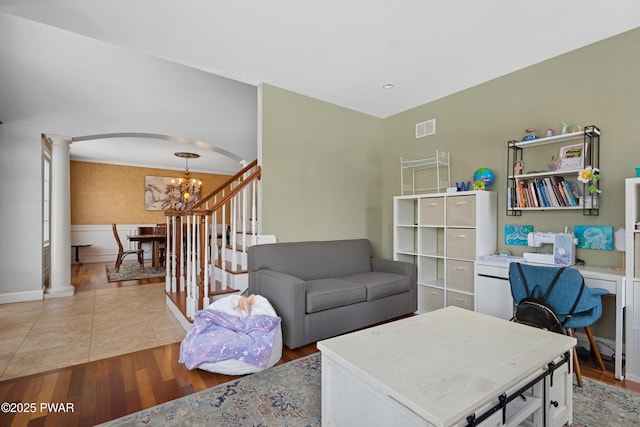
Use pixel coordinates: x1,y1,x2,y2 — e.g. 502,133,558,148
341,272,411,301
305,278,366,313
248,239,373,281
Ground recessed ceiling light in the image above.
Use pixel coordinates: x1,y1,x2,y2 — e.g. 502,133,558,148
382,83,394,89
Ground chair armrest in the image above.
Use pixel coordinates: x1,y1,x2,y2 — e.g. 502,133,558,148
251,269,306,348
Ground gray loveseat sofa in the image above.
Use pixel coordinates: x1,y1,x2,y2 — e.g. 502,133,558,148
247,239,417,349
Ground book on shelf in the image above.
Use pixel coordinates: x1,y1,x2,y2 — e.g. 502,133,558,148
559,181,577,206
548,176,564,206
543,178,560,206
528,181,539,207
566,180,582,205
511,177,583,208
535,179,549,207
517,179,530,207
549,176,575,207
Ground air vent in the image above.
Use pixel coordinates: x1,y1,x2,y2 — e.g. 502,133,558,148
416,119,436,138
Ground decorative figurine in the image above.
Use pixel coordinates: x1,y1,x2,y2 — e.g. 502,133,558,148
513,160,524,176
561,122,570,134
522,128,537,141
546,128,554,137
456,181,471,191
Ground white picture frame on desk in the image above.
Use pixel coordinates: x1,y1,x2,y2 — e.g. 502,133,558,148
559,142,587,169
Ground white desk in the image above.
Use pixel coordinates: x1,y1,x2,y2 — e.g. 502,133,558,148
476,258,626,379
319,307,575,427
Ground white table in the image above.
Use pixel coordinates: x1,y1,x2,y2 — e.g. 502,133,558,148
475,258,626,379
318,307,576,427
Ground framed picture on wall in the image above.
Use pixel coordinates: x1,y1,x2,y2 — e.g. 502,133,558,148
504,224,534,246
559,143,587,169
144,176,201,211
574,225,613,250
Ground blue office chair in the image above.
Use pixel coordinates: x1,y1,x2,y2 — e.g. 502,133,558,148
509,262,608,387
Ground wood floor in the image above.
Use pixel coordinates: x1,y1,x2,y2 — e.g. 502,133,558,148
0,340,317,427
0,265,638,427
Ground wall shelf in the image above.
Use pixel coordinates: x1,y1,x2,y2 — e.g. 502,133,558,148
506,125,600,216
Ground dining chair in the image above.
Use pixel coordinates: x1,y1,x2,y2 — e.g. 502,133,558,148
155,223,167,267
112,224,145,272
509,262,608,387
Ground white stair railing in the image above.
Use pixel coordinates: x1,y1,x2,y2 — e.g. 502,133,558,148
164,160,261,320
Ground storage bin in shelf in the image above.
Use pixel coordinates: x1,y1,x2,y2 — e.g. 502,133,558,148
446,290,474,311
420,197,445,225
419,285,444,313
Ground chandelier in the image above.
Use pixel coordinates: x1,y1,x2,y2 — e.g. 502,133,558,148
170,152,202,206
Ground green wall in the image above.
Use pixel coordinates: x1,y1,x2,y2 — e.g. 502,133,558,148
380,27,640,340
260,84,384,253
260,28,640,340
381,27,640,267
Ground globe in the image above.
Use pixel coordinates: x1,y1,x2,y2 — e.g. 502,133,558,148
473,168,495,186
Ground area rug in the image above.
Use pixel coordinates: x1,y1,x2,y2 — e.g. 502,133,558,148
573,377,640,426
106,262,165,282
98,352,639,427
99,354,321,427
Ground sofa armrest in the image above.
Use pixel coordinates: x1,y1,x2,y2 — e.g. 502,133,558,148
252,269,307,348
372,258,418,311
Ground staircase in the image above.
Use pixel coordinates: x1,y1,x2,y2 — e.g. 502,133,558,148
162,160,275,330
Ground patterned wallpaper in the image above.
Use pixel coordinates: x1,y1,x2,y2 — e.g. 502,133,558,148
70,161,231,225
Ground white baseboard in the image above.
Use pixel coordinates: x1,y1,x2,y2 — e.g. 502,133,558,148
71,224,158,264
166,294,192,332
0,289,44,304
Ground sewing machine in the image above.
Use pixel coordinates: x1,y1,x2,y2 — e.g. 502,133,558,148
523,231,577,266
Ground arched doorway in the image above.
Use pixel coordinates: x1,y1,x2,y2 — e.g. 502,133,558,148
44,132,246,297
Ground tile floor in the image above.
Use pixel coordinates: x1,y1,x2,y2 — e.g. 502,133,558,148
0,282,186,381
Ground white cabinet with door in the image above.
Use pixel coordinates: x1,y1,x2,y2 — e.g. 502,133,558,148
394,191,497,313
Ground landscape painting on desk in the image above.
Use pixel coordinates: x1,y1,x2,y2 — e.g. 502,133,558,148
574,225,613,250
144,176,202,211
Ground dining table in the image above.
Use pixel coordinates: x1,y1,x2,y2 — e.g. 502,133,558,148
127,233,166,269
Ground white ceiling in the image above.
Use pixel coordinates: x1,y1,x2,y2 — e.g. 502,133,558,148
1,0,639,173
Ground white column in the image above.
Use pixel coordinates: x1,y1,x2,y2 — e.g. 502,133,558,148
47,135,75,298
